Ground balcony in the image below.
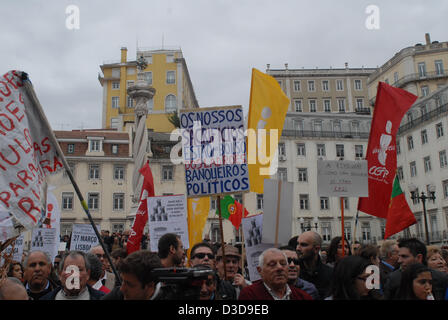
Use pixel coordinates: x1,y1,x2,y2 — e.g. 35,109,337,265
282,129,369,139
355,108,371,115
397,102,448,135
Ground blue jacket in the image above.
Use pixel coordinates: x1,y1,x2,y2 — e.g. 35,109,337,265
40,285,105,300
295,278,320,300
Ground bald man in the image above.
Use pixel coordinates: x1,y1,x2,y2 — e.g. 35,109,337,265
0,277,29,300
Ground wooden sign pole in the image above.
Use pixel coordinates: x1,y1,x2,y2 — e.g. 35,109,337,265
217,195,227,280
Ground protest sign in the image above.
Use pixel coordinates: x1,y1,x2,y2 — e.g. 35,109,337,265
69,224,100,252
0,71,64,240
148,194,189,252
242,214,273,281
0,234,24,265
317,160,369,197
261,179,293,245
31,227,58,262
180,106,249,197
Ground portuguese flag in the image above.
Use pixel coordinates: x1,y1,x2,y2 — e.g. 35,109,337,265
216,195,249,230
384,176,417,239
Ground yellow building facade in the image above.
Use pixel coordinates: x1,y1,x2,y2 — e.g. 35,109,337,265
99,47,199,133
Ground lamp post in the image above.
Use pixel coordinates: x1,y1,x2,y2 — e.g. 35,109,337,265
299,217,305,233
409,183,436,245
313,216,319,231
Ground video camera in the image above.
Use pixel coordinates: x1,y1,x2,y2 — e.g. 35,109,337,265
151,266,215,300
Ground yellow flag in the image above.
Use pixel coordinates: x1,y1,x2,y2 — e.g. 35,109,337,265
247,68,290,194
187,197,210,261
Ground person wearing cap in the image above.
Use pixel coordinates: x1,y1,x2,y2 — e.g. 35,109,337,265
216,244,251,299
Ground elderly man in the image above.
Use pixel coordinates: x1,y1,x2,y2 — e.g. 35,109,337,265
40,251,104,300
239,248,313,300
0,277,29,300
89,245,116,290
23,250,57,300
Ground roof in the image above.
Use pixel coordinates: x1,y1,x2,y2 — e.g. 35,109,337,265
54,130,129,140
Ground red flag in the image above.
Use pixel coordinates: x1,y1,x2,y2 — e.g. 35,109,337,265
358,82,417,218
384,176,416,239
229,200,250,230
127,162,155,255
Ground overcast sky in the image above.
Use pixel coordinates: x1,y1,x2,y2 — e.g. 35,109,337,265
1,0,447,131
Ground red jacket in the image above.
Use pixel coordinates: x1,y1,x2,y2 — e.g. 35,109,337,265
239,280,313,300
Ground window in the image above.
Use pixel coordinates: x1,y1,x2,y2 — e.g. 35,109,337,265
322,80,329,91
324,100,331,112
127,81,134,88
165,95,177,112
166,71,176,84
298,168,308,182
89,140,101,152
297,143,306,156
308,80,315,92
435,60,444,75
418,62,427,77
112,82,120,90
397,140,401,155
410,161,417,177
112,144,119,154
309,100,316,112
143,72,152,84
278,143,286,156
257,194,264,210
320,197,329,210
407,112,414,123
407,136,414,150
397,166,404,181
356,99,364,109
89,164,100,180
336,144,344,158
421,130,428,144
336,79,344,91
436,123,444,138
343,197,349,210
344,222,352,241
443,180,448,198
440,150,447,168
293,119,303,131
394,72,399,83
278,168,287,181
293,80,301,91
67,144,75,154
110,118,120,129
114,165,125,180
63,162,76,178
299,194,309,210
337,99,345,112
88,193,99,210
317,144,326,157
111,96,119,109
234,194,243,204
294,100,302,112
111,68,120,77
62,193,74,210
421,86,429,97
333,121,341,133
355,145,363,158
127,96,134,108
210,198,217,210
313,121,322,135
166,54,174,63
354,79,362,90
321,222,331,241
424,156,432,172
361,222,371,241
113,193,125,211
162,166,173,181
112,224,124,234
351,122,360,134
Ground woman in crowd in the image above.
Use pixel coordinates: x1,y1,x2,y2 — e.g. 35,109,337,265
396,263,434,300
326,236,352,268
7,261,24,283
358,244,380,267
426,246,448,273
326,255,382,300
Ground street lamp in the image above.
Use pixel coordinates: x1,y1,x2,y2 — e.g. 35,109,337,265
299,217,305,233
313,216,319,231
408,183,436,245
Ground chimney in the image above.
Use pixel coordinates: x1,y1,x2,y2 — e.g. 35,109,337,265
121,47,127,63
425,33,431,45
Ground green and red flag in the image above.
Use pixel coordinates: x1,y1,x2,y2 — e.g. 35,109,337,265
216,195,249,230
384,176,417,239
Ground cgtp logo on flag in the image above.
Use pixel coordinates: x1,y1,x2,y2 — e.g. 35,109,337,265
0,71,64,238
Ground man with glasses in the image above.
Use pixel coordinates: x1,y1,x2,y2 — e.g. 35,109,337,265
89,245,116,291
280,246,319,300
189,242,216,269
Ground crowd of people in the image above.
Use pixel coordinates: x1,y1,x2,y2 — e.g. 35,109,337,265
2,229,448,301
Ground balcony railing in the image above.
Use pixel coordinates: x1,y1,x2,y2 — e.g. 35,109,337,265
397,102,448,135
282,129,369,139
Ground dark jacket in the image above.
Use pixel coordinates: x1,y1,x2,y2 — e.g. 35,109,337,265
299,256,333,299
101,286,123,300
25,279,58,301
239,280,313,300
217,277,237,300
40,285,105,300
379,260,395,291
384,267,448,300
295,278,320,300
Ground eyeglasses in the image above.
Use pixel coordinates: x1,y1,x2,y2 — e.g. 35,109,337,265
287,258,300,265
192,253,215,260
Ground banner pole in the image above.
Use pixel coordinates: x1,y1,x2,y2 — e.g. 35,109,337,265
240,192,246,277
217,195,227,280
22,76,121,286
274,180,282,247
341,197,345,257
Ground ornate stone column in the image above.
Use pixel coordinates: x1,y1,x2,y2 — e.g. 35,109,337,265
127,55,156,203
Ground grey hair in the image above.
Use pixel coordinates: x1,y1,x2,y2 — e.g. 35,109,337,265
258,248,288,268
23,250,52,268
59,251,91,273
85,253,103,281
0,277,26,300
380,240,398,259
